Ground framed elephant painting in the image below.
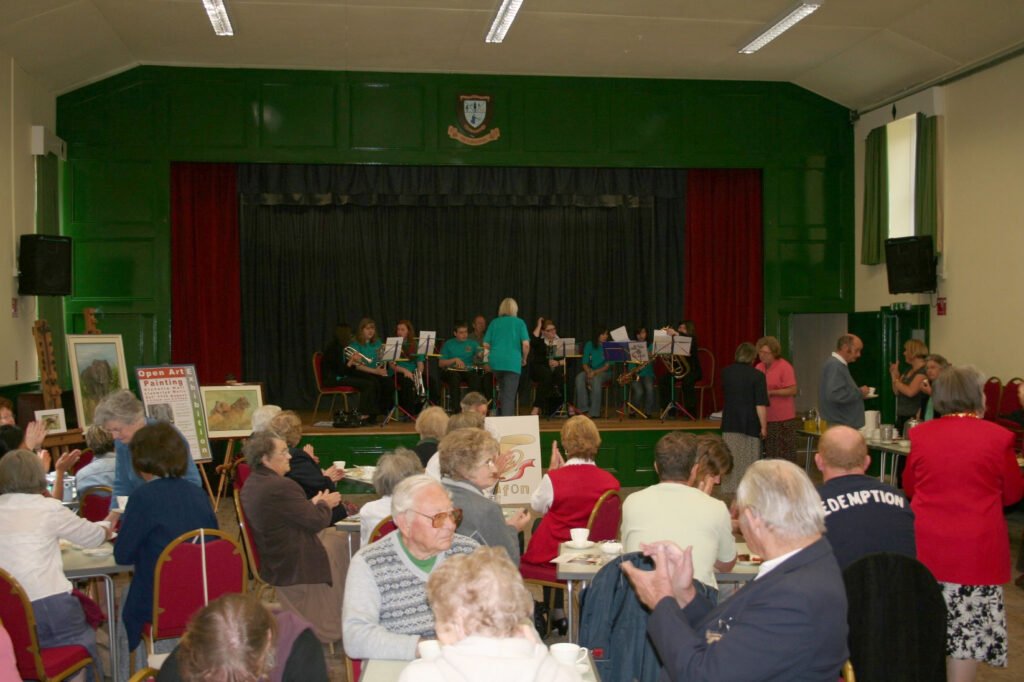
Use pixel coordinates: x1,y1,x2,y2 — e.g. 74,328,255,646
67,334,129,428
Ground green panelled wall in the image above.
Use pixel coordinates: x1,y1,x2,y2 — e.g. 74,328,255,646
56,66,854,391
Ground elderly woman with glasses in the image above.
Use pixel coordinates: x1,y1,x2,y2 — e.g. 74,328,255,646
398,547,582,682
439,428,531,565
240,431,348,645
904,366,1024,682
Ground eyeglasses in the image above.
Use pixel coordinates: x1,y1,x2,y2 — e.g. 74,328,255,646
544,327,556,332
412,508,463,528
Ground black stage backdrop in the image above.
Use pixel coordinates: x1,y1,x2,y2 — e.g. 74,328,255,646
239,164,686,408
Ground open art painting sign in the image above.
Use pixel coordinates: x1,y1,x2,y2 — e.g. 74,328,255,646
136,365,212,462
484,415,542,505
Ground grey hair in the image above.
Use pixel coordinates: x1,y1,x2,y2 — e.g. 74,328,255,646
415,406,449,440
391,474,449,520
736,459,825,540
251,404,282,433
932,365,985,415
372,448,424,496
93,390,145,427
242,431,284,469
0,449,48,494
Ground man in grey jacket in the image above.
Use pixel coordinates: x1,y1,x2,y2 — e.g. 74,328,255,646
818,334,871,429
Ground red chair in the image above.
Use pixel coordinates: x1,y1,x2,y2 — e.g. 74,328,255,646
312,351,358,421
369,516,398,543
983,377,1002,420
77,485,112,522
693,347,717,418
140,529,246,658
233,471,273,599
997,377,1023,417
0,566,94,682
586,489,623,541
71,449,94,475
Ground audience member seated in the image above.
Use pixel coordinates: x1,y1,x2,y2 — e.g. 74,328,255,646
156,593,328,682
621,432,735,603
815,425,916,570
359,448,425,546
414,407,449,467
520,416,620,632
269,410,347,523
343,475,478,660
426,410,485,480
904,366,1024,681
0,449,112,682
74,424,118,492
439,428,530,564
623,459,849,681
0,424,22,454
0,397,46,453
251,404,283,433
240,432,348,644
398,547,581,682
113,422,219,678
919,354,950,421
94,390,202,521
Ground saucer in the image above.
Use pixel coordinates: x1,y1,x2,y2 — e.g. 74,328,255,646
567,540,595,549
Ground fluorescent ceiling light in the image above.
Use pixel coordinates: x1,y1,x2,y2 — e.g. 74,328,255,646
739,1,821,54
485,0,524,44
203,0,234,37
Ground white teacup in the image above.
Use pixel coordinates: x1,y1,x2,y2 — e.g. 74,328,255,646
550,642,588,666
569,528,590,545
116,496,129,510
601,541,623,555
417,639,441,660
333,460,347,470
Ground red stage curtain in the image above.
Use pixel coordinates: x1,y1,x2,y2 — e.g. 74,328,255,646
684,169,764,413
170,163,242,383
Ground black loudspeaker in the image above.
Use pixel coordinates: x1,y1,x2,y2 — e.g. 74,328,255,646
885,236,936,294
18,235,72,296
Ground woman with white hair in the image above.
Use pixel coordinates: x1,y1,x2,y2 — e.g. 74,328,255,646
398,547,581,682
483,298,530,416
904,366,1024,682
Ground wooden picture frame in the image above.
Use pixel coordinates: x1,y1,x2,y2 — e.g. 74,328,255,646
34,408,68,435
199,384,265,439
67,334,129,428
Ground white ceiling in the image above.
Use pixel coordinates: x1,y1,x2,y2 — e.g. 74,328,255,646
1,0,1023,110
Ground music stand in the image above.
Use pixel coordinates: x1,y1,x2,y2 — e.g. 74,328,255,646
549,338,577,418
617,340,650,419
658,334,696,421
602,341,638,420
380,337,414,426
416,332,437,407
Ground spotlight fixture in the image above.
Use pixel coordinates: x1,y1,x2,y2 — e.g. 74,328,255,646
485,0,524,44
202,0,234,37
739,1,822,54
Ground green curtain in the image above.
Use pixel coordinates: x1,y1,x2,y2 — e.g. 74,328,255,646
914,113,939,251
861,125,888,265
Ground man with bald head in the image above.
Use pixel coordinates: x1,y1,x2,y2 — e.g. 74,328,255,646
818,334,871,429
815,425,915,570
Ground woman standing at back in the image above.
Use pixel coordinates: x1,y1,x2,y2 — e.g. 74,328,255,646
483,298,530,417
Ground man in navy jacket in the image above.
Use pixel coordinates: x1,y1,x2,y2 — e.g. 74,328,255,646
623,459,848,682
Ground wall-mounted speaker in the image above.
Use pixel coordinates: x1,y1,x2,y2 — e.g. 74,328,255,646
885,236,937,294
18,235,72,296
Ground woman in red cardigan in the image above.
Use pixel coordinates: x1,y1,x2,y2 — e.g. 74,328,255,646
904,365,1024,682
520,415,620,633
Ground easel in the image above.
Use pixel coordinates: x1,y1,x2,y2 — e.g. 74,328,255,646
212,437,241,511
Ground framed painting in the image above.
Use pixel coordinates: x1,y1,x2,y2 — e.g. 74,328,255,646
34,408,68,435
199,384,265,439
67,334,129,428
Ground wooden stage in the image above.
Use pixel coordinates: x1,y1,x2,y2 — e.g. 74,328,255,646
294,410,720,488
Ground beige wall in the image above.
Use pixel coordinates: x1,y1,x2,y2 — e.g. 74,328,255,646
0,51,56,387
854,53,1024,380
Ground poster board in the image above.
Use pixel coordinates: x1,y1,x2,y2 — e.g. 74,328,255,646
136,365,212,462
67,334,130,428
484,415,542,505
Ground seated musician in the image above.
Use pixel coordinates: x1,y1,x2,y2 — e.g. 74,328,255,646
348,318,393,417
629,326,657,416
439,321,491,411
528,318,566,416
393,320,425,416
322,323,380,420
657,320,702,417
573,328,611,419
